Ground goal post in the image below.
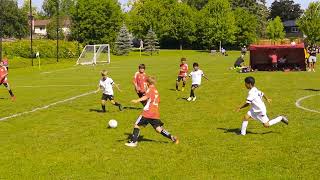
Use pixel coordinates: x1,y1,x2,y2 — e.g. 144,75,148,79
77,44,111,65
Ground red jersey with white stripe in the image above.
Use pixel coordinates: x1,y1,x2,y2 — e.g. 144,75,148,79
178,63,188,77
142,85,160,119
0,66,8,84
133,72,147,93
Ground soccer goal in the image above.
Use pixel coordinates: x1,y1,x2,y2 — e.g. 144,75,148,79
77,44,111,65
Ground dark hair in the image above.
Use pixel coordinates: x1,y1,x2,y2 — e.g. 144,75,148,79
245,76,255,85
139,64,145,69
181,57,187,61
193,62,199,67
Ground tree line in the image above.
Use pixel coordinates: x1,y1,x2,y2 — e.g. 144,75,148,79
1,0,320,50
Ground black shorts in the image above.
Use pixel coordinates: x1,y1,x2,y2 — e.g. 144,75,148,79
101,94,114,101
191,84,200,89
135,116,164,129
137,92,146,98
176,76,186,82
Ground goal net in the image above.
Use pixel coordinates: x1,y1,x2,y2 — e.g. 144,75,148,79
77,44,110,65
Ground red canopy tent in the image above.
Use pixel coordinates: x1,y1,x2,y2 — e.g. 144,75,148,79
249,43,306,71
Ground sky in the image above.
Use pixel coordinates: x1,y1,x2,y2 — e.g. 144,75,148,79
18,0,316,11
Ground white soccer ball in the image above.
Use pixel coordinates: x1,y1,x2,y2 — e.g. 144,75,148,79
291,41,296,46
108,119,118,128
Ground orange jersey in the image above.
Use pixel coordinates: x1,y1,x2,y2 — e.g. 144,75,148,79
133,72,147,93
0,66,8,83
178,63,188,77
142,85,160,119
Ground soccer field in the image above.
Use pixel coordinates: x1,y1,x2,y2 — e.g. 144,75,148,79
0,50,319,179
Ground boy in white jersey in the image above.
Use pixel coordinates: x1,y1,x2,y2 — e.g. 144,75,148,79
236,76,288,135
187,63,209,101
96,70,123,112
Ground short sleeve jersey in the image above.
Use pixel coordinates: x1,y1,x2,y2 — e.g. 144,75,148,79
99,77,114,95
189,70,204,85
133,72,147,93
246,87,267,114
178,64,189,77
142,85,160,119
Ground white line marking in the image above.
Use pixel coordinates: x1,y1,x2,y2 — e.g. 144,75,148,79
41,67,78,74
15,85,94,88
295,94,320,114
0,91,96,122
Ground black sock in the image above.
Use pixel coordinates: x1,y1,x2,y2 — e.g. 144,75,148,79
101,105,106,112
176,84,179,90
114,102,121,106
161,129,173,140
131,128,140,143
182,82,186,87
190,89,195,97
8,90,14,97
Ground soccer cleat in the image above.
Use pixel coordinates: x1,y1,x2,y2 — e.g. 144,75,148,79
11,96,16,101
125,142,137,147
119,104,124,111
192,96,197,101
281,116,289,125
172,136,179,144
187,97,192,101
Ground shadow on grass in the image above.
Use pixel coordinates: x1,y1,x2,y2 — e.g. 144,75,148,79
303,88,320,92
217,128,275,135
169,88,178,91
176,97,188,101
89,109,105,113
123,106,143,110
116,133,169,144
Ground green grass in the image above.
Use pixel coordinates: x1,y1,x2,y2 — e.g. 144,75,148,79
0,50,319,179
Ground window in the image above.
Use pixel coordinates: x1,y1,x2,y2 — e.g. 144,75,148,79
291,27,299,33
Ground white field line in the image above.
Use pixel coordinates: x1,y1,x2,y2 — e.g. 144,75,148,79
295,94,320,114
41,67,79,74
0,91,96,122
15,85,94,88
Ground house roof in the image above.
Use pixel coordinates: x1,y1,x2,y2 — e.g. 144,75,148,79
33,18,71,27
34,20,50,26
283,20,297,27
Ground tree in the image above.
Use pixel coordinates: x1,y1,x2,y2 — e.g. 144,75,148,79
162,2,196,50
46,18,65,40
70,0,123,45
266,16,285,43
297,2,320,45
115,24,132,55
270,0,303,21
182,0,208,10
234,8,258,45
144,28,159,56
198,0,236,49
42,0,75,18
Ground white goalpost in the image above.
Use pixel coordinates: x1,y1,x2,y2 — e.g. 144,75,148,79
77,44,111,65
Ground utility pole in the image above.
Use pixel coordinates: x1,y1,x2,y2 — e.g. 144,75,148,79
0,0,3,62
56,0,59,62
30,0,34,66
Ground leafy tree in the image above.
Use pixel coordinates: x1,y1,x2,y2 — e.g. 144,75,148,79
198,0,236,49
266,16,285,43
115,24,132,55
46,18,65,40
144,28,159,56
70,0,123,45
234,8,258,45
182,0,208,10
162,2,196,50
270,0,303,21
297,2,320,45
42,0,75,18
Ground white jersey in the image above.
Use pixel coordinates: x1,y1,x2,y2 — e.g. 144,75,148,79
189,70,204,85
99,77,114,95
246,87,267,114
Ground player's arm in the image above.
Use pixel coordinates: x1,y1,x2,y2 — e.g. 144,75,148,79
236,103,250,112
202,73,209,81
113,82,122,92
263,93,272,103
95,84,101,93
131,95,148,103
132,75,139,92
0,72,8,79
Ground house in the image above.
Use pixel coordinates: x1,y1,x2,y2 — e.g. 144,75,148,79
283,20,303,38
33,20,50,36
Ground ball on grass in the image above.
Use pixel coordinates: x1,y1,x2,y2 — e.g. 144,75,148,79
108,119,118,128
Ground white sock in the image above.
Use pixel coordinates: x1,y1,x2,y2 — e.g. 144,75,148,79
268,116,283,126
241,121,248,135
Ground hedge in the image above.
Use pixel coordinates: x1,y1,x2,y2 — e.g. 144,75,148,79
3,40,82,58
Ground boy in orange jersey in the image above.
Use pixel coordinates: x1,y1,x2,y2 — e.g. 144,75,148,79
176,57,189,91
125,76,179,147
0,61,15,101
133,64,148,106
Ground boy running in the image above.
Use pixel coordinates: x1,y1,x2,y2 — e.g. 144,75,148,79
125,76,179,147
236,76,288,136
0,61,15,101
187,63,208,102
96,70,123,112
133,64,148,106
176,57,188,91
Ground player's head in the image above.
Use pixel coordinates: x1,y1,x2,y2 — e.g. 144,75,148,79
101,70,108,77
193,62,199,70
181,57,187,64
146,76,156,85
244,76,255,89
138,64,145,73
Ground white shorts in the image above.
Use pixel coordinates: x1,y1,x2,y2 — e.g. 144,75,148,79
308,56,317,63
247,109,269,124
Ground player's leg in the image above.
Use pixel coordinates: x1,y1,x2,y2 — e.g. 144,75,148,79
264,115,288,127
109,96,123,111
187,85,197,101
151,120,179,144
125,116,148,147
240,110,255,135
176,77,181,91
3,83,15,100
181,77,187,91
313,59,316,72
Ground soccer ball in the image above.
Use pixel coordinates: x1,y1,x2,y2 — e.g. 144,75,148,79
291,41,296,46
108,119,118,128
